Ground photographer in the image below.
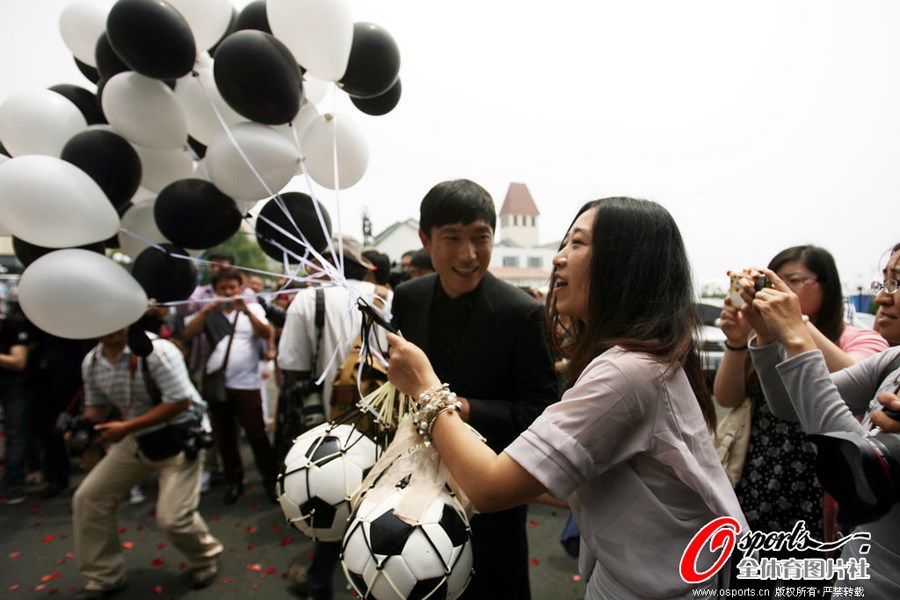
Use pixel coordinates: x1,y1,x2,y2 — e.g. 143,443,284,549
741,245,900,597
71,327,222,599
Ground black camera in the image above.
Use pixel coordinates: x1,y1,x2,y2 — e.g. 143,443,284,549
55,413,104,457
753,274,770,292
182,424,215,461
809,431,900,527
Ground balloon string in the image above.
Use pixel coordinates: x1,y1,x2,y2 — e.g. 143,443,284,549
194,71,340,290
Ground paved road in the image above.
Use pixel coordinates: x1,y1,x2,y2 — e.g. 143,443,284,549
0,454,586,599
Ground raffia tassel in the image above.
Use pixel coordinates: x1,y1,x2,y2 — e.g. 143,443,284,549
356,381,415,431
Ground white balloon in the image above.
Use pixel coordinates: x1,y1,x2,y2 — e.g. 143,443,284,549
131,144,194,193
193,157,210,181
0,89,87,157
301,113,369,189
58,1,111,67
129,187,156,205
268,0,353,81
206,122,301,202
0,156,120,247
118,200,169,259
273,101,319,150
17,249,148,340
302,75,331,105
168,0,234,52
174,65,245,144
102,72,188,150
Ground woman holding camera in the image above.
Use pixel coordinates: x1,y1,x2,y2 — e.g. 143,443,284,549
388,197,745,597
183,267,276,505
740,245,900,597
714,246,887,591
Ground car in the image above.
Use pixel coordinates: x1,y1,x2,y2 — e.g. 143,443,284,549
695,301,726,386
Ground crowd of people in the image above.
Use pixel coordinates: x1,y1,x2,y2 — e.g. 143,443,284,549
0,180,899,598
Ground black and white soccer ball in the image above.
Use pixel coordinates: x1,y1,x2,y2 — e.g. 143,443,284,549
341,485,474,600
277,422,379,541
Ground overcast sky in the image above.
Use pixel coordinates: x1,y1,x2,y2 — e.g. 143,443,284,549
1,0,898,293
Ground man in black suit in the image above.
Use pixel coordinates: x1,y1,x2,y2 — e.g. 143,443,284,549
391,179,559,599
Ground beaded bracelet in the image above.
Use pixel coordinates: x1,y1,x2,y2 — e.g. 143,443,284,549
412,383,461,441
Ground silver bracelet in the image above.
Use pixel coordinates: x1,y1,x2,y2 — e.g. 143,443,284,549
412,383,461,440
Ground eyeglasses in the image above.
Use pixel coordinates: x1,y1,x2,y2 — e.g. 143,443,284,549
784,276,818,290
871,279,900,295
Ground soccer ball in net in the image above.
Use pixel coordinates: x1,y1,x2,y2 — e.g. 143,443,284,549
277,422,379,541
341,485,474,600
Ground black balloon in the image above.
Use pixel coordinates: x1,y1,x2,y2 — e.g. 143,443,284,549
255,192,332,262
127,324,154,357
106,0,196,80
234,0,271,34
49,84,107,125
154,179,243,250
131,243,198,303
213,30,302,125
95,33,131,82
339,23,401,99
61,130,142,209
12,237,105,269
74,57,101,84
350,78,402,116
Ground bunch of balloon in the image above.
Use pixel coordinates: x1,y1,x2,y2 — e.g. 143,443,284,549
0,0,403,339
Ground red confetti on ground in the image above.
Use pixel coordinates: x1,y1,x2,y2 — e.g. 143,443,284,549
178,563,187,570
279,536,295,547
280,572,288,579
246,543,256,551
41,535,56,543
156,542,166,549
153,585,163,594
572,574,582,582
246,563,262,571
48,587,59,595
9,551,21,558
35,584,46,591
251,583,260,590
65,552,75,559
528,520,539,527
272,523,281,532
40,573,62,582
530,558,540,565
118,528,127,534
151,558,165,567
221,577,233,585
9,584,20,591
246,526,257,533
122,542,134,550
265,567,277,575
305,553,314,561
55,558,66,564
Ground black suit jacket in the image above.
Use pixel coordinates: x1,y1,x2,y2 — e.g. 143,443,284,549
391,271,559,452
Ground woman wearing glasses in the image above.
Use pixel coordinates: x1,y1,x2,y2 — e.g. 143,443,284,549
714,245,888,593
872,243,900,345
736,243,900,597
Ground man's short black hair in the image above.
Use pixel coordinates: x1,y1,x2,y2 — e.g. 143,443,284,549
419,179,496,237
207,250,235,264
